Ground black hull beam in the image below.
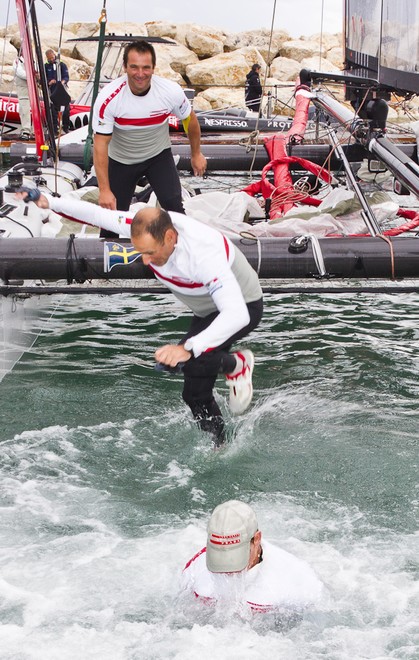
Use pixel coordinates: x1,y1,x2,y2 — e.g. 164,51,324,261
1,236,419,283
9,141,418,171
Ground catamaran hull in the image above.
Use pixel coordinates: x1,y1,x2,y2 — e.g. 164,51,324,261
0,93,293,140
1,236,419,281
9,140,417,171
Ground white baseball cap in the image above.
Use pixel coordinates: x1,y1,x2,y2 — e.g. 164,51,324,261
206,500,258,573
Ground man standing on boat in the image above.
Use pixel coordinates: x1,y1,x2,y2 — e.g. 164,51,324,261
245,64,263,115
92,40,207,238
44,49,71,136
16,190,261,447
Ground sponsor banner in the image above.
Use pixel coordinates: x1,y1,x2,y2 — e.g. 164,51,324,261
0,96,20,122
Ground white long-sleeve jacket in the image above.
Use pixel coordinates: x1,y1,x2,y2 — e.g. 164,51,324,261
181,540,323,613
45,195,262,357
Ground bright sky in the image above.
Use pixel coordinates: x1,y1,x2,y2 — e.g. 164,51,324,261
1,0,343,38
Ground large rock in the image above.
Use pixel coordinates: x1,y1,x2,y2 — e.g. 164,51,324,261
154,42,198,76
0,38,18,65
37,24,80,58
146,21,226,52
102,22,148,38
185,47,266,88
68,80,91,103
71,40,120,73
71,40,100,67
326,46,344,69
1,66,14,84
301,33,342,51
196,87,247,111
270,56,301,82
63,22,98,39
178,23,226,50
67,59,92,82
281,39,324,62
0,24,20,40
66,58,93,100
145,21,178,40
153,58,185,84
300,55,341,74
224,29,290,64
185,30,224,59
191,94,212,111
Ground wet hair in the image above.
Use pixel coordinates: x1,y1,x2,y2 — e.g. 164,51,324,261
123,40,156,68
131,208,173,243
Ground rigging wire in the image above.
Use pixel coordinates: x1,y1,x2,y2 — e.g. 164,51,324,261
318,0,325,70
0,0,15,138
57,0,67,56
248,0,278,178
52,0,69,193
83,0,108,173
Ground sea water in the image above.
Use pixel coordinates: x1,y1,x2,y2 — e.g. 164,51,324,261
0,291,418,659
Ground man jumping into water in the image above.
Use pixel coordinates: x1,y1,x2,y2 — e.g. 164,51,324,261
16,190,263,447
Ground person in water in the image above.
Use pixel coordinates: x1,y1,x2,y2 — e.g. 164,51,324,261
16,190,263,447
92,39,207,238
245,63,263,114
181,500,323,612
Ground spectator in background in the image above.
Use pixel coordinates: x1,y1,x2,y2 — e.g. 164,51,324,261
245,63,263,115
13,54,32,140
44,48,71,136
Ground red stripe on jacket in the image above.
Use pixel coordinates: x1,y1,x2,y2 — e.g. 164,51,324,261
99,81,126,119
115,113,170,127
183,547,206,571
148,236,231,289
148,265,204,288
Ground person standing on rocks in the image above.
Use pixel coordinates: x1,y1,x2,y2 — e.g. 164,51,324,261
245,63,263,115
92,39,207,238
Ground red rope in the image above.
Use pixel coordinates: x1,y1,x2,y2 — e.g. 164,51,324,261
344,209,419,237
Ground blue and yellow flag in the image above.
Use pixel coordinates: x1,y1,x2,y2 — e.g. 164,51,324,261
104,242,142,272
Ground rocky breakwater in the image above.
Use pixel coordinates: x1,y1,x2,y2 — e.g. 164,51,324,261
0,19,418,123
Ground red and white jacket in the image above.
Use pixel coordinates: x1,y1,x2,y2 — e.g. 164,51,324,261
45,195,262,357
92,74,191,163
181,540,323,613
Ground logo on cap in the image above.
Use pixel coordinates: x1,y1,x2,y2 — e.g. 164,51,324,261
209,532,241,546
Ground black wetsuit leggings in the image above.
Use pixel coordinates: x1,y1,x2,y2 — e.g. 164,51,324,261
51,102,70,132
100,147,184,238
181,297,263,445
